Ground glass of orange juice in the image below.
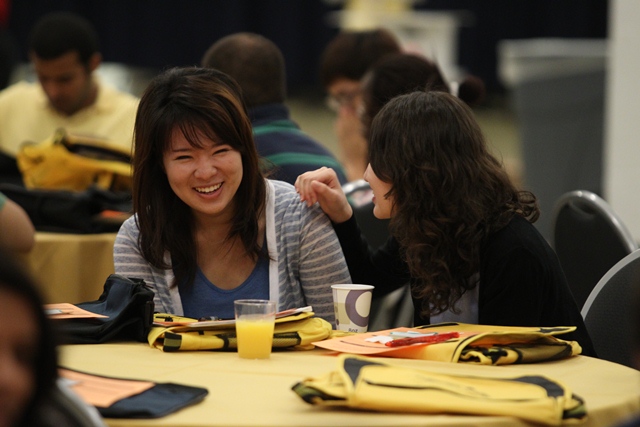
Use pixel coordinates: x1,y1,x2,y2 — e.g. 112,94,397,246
234,299,276,359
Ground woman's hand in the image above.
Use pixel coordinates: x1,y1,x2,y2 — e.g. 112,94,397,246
295,167,353,224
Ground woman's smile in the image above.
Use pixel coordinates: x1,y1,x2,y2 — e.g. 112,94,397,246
195,182,223,194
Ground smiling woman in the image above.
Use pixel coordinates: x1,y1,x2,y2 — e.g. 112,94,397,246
113,67,351,323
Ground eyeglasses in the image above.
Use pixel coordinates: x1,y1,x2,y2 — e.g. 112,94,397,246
325,90,361,112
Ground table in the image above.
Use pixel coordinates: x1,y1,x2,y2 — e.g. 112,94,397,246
23,232,117,304
59,343,640,427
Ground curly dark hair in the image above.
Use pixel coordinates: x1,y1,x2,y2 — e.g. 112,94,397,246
369,90,539,317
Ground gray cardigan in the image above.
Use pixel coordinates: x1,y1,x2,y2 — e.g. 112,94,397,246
113,179,351,323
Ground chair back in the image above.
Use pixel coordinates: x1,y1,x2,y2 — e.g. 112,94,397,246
581,249,640,368
552,190,637,310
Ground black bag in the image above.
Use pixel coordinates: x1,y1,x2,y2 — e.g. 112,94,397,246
55,274,154,344
0,183,132,233
57,368,208,419
98,382,208,418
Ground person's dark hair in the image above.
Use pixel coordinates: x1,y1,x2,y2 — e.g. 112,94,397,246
361,53,486,138
361,53,448,138
0,246,58,426
28,11,99,65
369,90,538,318
133,66,266,288
319,28,401,89
201,32,286,108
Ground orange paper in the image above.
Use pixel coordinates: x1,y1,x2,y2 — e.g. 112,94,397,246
44,303,108,319
314,327,474,357
60,368,155,408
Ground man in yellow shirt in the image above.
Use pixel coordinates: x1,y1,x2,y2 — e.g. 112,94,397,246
0,12,139,184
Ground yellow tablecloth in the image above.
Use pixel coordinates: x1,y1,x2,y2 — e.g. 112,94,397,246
59,343,640,427
24,232,117,303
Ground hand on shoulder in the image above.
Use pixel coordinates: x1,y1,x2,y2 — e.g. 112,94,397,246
295,167,353,224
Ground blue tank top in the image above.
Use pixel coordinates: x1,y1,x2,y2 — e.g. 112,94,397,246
179,252,270,320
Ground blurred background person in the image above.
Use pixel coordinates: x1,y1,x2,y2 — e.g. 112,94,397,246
318,28,401,182
359,52,485,140
201,32,347,185
0,11,139,185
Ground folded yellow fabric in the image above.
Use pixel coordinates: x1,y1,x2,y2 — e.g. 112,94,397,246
315,322,582,365
148,312,332,352
292,354,587,425
413,323,582,364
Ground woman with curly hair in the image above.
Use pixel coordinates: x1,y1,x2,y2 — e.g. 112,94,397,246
296,90,595,356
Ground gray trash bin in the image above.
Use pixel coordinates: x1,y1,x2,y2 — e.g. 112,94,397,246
497,38,608,242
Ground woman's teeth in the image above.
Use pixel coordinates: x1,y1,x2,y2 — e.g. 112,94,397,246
195,183,222,193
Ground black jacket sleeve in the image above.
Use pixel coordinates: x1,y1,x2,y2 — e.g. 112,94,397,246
333,215,410,298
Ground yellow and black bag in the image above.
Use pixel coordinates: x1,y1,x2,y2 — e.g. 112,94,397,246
315,322,582,365
292,354,587,425
17,128,132,192
149,311,332,352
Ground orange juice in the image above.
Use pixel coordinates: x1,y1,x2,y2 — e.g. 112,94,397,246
236,317,275,359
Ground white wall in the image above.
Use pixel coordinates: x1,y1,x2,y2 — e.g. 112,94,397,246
605,0,640,239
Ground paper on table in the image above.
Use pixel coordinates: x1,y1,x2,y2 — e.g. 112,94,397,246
314,327,473,357
45,303,108,319
60,368,155,408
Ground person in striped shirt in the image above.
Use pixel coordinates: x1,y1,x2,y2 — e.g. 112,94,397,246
113,67,350,323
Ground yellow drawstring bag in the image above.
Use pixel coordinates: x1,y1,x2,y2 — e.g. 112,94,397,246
293,354,587,425
149,311,332,352
16,128,132,192
315,322,582,365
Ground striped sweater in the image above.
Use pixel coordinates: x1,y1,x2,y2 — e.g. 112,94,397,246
113,179,351,323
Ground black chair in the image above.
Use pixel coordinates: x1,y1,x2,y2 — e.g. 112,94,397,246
581,249,640,368
342,180,413,329
552,190,637,311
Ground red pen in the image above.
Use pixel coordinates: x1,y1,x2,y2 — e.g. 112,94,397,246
385,331,460,347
